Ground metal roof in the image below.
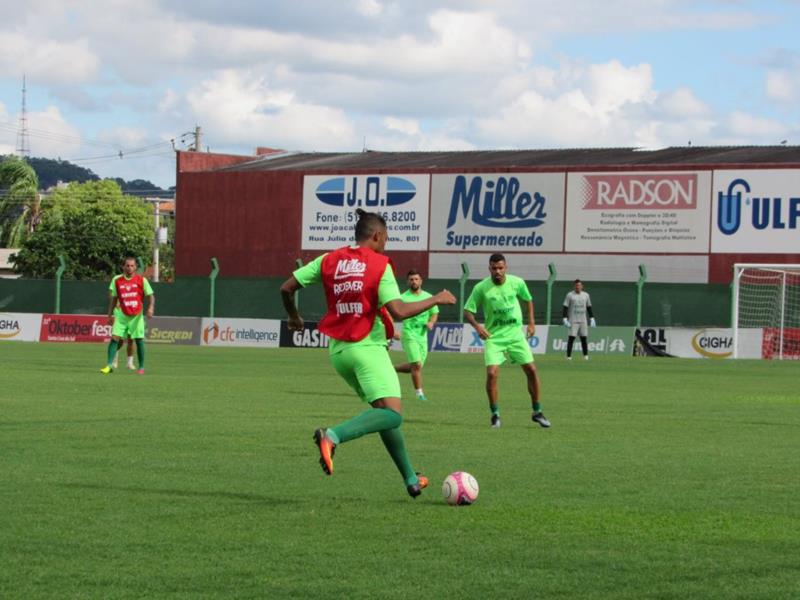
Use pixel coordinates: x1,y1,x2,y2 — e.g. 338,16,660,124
213,146,800,173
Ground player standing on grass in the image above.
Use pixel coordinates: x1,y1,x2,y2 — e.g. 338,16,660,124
463,254,550,429
562,279,596,361
280,209,456,498
100,257,154,375
393,269,439,402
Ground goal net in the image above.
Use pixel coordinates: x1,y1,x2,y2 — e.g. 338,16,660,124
733,264,800,359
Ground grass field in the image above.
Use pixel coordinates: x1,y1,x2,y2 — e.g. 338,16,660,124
1,342,798,599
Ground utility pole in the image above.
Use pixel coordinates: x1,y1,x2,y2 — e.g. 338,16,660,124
193,125,202,151
144,197,166,282
16,75,30,157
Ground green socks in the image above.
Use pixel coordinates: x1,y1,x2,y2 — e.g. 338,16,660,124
379,428,418,486
490,404,500,416
329,408,402,444
533,402,542,413
327,408,418,485
135,339,145,369
106,339,121,366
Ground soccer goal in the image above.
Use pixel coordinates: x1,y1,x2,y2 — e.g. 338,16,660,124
732,264,800,359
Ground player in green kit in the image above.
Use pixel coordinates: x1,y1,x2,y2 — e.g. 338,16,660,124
280,209,456,498
394,269,439,401
464,253,550,429
100,257,154,375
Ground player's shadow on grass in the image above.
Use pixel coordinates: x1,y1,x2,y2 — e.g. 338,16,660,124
59,482,302,505
290,391,352,398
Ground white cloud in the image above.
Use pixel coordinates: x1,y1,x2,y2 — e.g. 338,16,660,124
185,70,358,150
356,0,383,17
765,69,799,104
384,117,421,136
0,34,99,84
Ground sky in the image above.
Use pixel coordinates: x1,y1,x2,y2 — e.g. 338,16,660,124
0,0,798,189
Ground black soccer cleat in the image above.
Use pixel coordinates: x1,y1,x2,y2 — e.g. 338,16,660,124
532,412,551,428
491,415,501,428
407,473,429,498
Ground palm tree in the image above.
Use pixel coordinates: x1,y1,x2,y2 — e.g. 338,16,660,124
0,156,41,247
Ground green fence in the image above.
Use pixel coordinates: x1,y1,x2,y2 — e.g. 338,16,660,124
0,276,730,327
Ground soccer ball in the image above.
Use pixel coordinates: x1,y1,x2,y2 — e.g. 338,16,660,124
442,471,479,505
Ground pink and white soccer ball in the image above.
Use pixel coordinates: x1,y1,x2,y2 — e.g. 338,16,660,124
442,471,479,505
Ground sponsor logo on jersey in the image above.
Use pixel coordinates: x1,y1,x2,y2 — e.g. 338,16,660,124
333,259,367,280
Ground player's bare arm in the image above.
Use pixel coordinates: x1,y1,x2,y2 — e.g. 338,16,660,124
427,313,439,331
145,293,155,318
464,309,490,339
106,293,117,325
385,289,455,321
280,275,304,330
525,300,535,338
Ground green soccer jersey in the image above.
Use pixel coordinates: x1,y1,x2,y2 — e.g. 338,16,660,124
399,289,438,339
293,252,401,354
464,274,532,342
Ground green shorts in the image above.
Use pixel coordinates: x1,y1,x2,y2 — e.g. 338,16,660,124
401,333,428,365
330,344,402,403
484,335,534,366
112,312,145,339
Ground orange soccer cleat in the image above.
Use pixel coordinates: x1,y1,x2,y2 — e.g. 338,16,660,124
313,428,336,475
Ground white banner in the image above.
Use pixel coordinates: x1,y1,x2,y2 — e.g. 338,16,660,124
638,327,762,359
0,312,42,342
200,318,280,348
565,171,711,253
429,173,565,252
712,170,800,253
460,324,549,355
301,174,430,250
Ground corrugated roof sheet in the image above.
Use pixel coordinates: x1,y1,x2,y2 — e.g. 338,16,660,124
213,146,800,172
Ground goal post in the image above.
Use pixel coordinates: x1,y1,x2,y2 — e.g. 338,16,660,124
732,263,800,359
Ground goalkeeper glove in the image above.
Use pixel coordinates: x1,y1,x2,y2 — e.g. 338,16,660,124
562,318,570,327
590,318,596,327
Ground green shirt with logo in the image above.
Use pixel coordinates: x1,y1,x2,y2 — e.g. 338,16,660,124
464,274,532,342
399,289,438,339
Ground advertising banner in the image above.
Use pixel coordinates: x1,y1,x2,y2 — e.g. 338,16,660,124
200,318,280,348
546,326,633,355
279,320,331,349
301,174,430,250
40,314,112,343
146,317,202,345
461,324,550,355
427,323,464,352
0,312,42,342
429,173,565,252
712,169,800,253
565,171,711,253
634,327,763,359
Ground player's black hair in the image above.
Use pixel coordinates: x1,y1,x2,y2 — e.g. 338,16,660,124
489,253,506,264
574,278,582,284
354,208,387,241
407,269,421,278
123,255,137,265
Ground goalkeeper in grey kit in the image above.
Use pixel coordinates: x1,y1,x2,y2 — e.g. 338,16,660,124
563,279,596,360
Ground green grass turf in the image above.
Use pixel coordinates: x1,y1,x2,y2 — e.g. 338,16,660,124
1,342,798,599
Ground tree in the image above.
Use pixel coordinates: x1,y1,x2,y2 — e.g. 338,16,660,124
0,156,42,247
11,180,153,279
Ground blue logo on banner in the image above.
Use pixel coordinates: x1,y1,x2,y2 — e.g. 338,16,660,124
447,175,547,228
316,176,416,207
717,178,800,235
429,324,463,352
717,179,747,235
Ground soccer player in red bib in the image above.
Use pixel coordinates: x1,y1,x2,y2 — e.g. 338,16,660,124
280,209,456,498
100,256,154,375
